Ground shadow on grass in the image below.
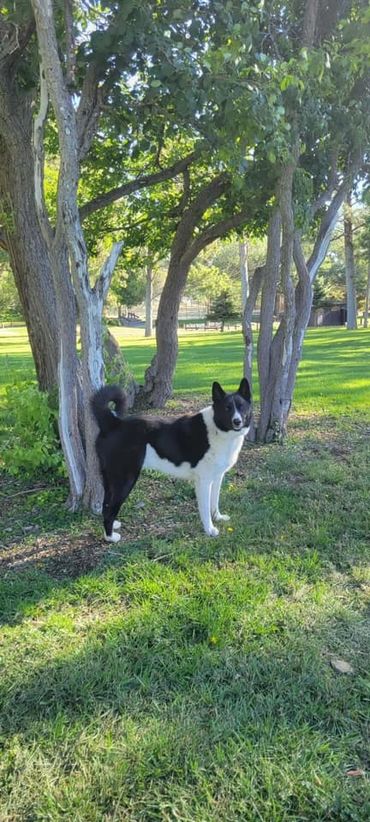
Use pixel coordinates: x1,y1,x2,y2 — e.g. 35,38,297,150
0,575,369,819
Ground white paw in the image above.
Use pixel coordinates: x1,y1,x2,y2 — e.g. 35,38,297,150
213,512,230,522
207,525,219,538
113,520,121,530
104,531,121,543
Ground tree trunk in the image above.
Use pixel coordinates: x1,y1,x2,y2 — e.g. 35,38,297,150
256,209,282,440
141,256,189,407
239,239,249,313
145,262,153,337
31,0,124,512
51,243,86,510
242,265,264,389
344,194,357,329
364,262,370,328
0,84,59,391
251,166,356,443
264,165,296,442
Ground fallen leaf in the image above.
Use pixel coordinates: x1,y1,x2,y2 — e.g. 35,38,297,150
345,769,365,778
330,657,354,674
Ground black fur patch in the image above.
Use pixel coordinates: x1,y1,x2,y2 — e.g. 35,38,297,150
147,413,209,467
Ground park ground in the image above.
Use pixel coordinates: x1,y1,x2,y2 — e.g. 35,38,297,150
0,326,369,820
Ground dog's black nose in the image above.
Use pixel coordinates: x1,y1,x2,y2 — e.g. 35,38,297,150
232,418,242,427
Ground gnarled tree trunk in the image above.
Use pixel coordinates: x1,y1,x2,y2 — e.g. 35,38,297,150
32,0,124,512
0,79,59,391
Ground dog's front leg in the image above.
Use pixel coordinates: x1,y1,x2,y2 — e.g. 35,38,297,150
195,477,219,537
211,472,230,522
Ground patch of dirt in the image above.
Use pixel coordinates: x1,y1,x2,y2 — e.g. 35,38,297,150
0,532,107,579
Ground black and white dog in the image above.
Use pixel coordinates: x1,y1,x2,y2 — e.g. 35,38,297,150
91,379,252,542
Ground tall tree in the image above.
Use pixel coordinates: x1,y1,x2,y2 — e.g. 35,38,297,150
242,0,370,441
0,0,227,506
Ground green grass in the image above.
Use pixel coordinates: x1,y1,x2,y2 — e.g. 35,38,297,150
1,324,370,416
0,326,370,819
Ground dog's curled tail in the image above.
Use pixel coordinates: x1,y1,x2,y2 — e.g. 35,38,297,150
90,384,127,435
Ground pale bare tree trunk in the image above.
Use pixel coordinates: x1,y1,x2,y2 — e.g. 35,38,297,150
32,0,123,512
344,194,358,329
364,263,370,328
145,262,153,337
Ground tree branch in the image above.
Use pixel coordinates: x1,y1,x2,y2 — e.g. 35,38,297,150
32,62,54,247
76,62,104,161
307,163,360,281
79,152,198,220
95,240,124,302
0,18,35,68
64,0,76,87
182,207,250,267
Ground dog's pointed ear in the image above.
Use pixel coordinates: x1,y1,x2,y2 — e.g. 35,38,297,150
212,381,226,403
238,377,251,402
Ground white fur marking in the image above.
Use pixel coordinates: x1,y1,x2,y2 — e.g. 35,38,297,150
104,531,121,543
143,444,193,480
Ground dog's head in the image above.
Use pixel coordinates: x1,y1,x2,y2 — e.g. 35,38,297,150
212,378,252,433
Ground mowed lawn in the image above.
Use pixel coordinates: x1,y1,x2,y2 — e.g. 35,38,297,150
1,324,370,416
0,325,370,820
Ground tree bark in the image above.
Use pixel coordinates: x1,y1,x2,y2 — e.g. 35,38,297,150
253,168,358,443
256,209,282,441
344,194,358,329
145,262,154,337
364,262,370,328
0,75,59,391
243,264,265,390
31,0,124,512
141,256,189,407
239,239,249,314
264,163,297,442
140,180,253,407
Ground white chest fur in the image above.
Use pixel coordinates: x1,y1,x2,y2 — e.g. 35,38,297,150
198,406,247,475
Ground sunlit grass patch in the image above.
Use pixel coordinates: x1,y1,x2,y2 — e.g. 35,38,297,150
1,325,370,416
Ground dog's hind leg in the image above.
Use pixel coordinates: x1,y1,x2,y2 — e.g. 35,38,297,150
103,472,140,543
195,476,219,537
103,449,144,542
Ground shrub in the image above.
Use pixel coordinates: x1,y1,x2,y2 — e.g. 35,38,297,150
2,382,64,477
